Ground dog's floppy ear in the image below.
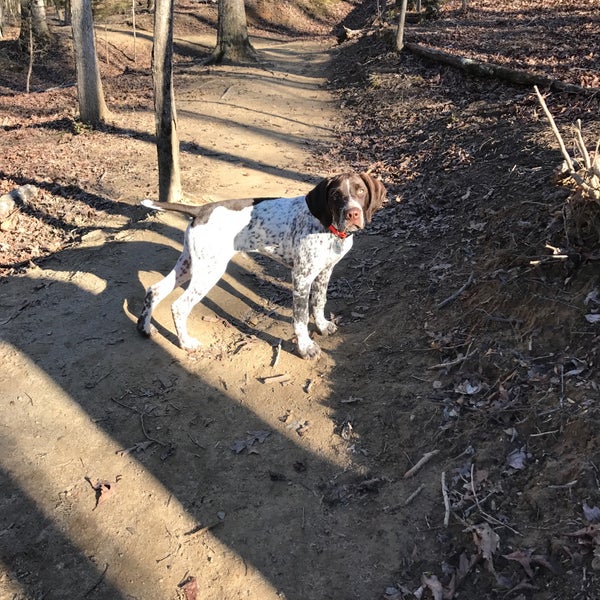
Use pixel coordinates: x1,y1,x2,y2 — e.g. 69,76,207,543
305,177,333,227
360,173,386,223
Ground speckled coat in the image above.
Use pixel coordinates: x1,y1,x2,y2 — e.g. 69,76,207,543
137,173,386,359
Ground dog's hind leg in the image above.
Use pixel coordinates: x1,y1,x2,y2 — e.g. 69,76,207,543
137,240,192,338
170,259,229,352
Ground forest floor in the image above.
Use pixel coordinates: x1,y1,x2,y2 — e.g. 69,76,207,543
1,1,600,599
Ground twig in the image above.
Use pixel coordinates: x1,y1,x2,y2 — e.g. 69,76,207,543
405,483,425,506
427,343,474,370
83,563,109,597
575,119,592,170
437,272,474,309
140,412,167,447
187,433,206,451
184,521,222,538
404,449,440,478
0,300,32,325
534,86,575,172
548,479,578,489
441,472,451,527
110,395,167,447
260,373,291,384
470,463,522,536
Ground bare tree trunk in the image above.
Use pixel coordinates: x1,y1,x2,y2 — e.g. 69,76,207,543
71,0,110,125
395,0,408,51
26,15,33,92
208,0,257,64
19,0,52,46
152,0,182,202
131,0,137,64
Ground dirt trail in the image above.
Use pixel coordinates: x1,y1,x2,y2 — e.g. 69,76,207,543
0,33,415,600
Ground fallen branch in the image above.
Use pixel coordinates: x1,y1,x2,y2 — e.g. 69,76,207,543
534,86,600,200
405,42,599,95
441,471,451,527
427,342,474,370
437,272,474,309
260,373,291,384
404,449,440,478
405,483,425,506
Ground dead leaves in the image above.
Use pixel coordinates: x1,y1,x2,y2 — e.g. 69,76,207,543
85,475,121,510
567,503,600,570
178,575,198,600
230,430,271,454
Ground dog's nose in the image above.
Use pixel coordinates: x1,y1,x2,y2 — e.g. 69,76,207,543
345,208,362,225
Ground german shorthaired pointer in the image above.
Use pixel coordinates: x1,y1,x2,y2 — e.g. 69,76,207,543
138,172,386,359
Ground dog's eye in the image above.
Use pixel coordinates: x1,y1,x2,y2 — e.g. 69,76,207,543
357,188,365,195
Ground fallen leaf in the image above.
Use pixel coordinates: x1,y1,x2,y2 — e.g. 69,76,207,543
421,573,443,600
85,475,121,510
178,576,197,600
506,447,528,470
455,379,482,395
503,549,534,578
116,440,154,456
231,430,271,454
583,502,600,523
471,523,500,561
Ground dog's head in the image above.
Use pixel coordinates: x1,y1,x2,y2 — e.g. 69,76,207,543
305,172,386,235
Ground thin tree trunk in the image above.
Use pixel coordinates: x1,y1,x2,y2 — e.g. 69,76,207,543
132,0,137,64
26,16,33,92
395,0,408,51
152,0,182,202
71,0,110,124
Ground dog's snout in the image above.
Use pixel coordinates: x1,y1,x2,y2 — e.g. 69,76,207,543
345,208,362,225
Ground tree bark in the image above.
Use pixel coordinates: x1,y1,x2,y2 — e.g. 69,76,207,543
395,0,408,51
152,0,182,202
19,0,52,46
71,0,110,125
404,42,599,95
208,0,258,65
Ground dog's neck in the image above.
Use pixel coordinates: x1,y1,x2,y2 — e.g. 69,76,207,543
328,224,348,239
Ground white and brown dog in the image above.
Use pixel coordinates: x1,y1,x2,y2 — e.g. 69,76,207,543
138,172,386,358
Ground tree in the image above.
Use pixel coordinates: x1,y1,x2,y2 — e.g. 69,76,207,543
70,0,109,125
395,0,408,51
152,0,182,202
19,0,52,46
208,0,257,64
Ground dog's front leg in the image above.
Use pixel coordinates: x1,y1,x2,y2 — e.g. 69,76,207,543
292,273,321,359
310,266,337,337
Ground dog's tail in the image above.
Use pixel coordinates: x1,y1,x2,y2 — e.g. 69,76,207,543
141,199,203,218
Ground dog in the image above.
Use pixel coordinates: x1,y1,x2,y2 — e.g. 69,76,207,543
137,172,386,359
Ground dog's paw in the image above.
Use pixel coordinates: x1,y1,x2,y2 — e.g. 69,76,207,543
137,318,156,338
181,338,203,353
316,320,338,337
297,338,322,360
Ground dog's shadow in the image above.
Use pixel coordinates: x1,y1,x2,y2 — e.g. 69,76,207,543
134,247,303,355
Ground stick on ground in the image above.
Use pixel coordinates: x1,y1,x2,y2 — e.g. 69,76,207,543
404,449,440,478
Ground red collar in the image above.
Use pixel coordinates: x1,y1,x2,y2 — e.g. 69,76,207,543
328,224,348,239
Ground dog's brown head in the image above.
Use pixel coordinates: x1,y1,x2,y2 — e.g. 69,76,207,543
305,172,386,236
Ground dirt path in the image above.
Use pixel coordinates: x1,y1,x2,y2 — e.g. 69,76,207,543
0,33,416,600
